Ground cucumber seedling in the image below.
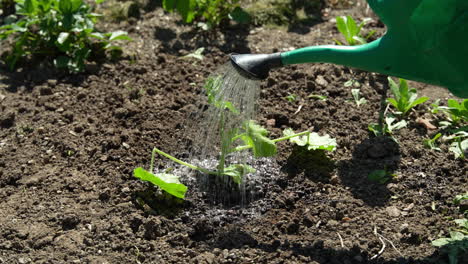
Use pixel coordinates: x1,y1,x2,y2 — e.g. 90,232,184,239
134,76,337,199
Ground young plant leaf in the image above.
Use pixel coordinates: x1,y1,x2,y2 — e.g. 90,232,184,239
133,167,187,199
241,121,276,157
222,164,255,184
449,139,468,159
283,128,337,151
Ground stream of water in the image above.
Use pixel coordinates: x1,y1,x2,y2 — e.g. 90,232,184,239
183,62,263,206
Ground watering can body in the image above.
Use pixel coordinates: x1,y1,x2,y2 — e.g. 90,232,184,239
232,0,468,97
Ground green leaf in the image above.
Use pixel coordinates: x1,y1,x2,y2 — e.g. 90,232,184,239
182,47,204,61
22,0,37,14
284,128,337,152
454,219,468,229
108,31,132,41
59,0,73,13
408,96,429,110
229,7,251,24
176,0,197,23
57,32,70,44
162,0,176,11
222,164,255,184
54,56,71,68
449,231,465,241
386,116,407,132
89,32,105,40
387,98,399,109
368,170,389,184
449,139,468,159
134,167,187,199
70,0,83,12
283,128,307,146
432,238,451,247
306,133,337,151
241,121,276,157
387,77,400,100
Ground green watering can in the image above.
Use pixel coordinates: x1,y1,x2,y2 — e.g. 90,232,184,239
230,0,468,98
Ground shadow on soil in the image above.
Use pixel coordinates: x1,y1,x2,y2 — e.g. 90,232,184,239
210,229,464,264
282,147,335,183
337,136,400,207
154,25,252,55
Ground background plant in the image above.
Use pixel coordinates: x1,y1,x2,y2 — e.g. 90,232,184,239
0,0,131,72
351,88,366,107
162,0,250,29
334,15,375,46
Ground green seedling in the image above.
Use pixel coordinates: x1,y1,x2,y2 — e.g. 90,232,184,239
308,94,327,101
351,88,367,107
182,47,204,61
335,15,375,46
449,138,467,159
432,194,468,264
423,133,442,151
0,0,131,72
387,78,429,116
285,94,297,103
431,99,442,114
439,99,468,126
442,131,468,159
367,167,395,184
344,79,361,88
134,76,336,199
368,115,407,137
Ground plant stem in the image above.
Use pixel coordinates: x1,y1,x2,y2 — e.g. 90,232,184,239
272,130,310,143
233,130,310,152
152,147,216,175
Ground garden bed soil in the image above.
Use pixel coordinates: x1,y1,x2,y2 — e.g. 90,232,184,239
0,1,467,263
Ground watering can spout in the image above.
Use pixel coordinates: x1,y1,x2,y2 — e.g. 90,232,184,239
230,0,468,98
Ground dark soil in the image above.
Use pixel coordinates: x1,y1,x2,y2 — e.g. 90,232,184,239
0,1,467,264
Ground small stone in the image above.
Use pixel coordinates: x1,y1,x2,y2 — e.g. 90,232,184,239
386,206,401,217
0,94,5,101
330,175,339,185
121,187,131,193
403,203,415,211
37,126,46,134
315,75,328,86
266,119,276,127
114,108,128,119
400,223,409,233
62,214,81,230
327,220,339,226
47,79,57,87
122,142,130,149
